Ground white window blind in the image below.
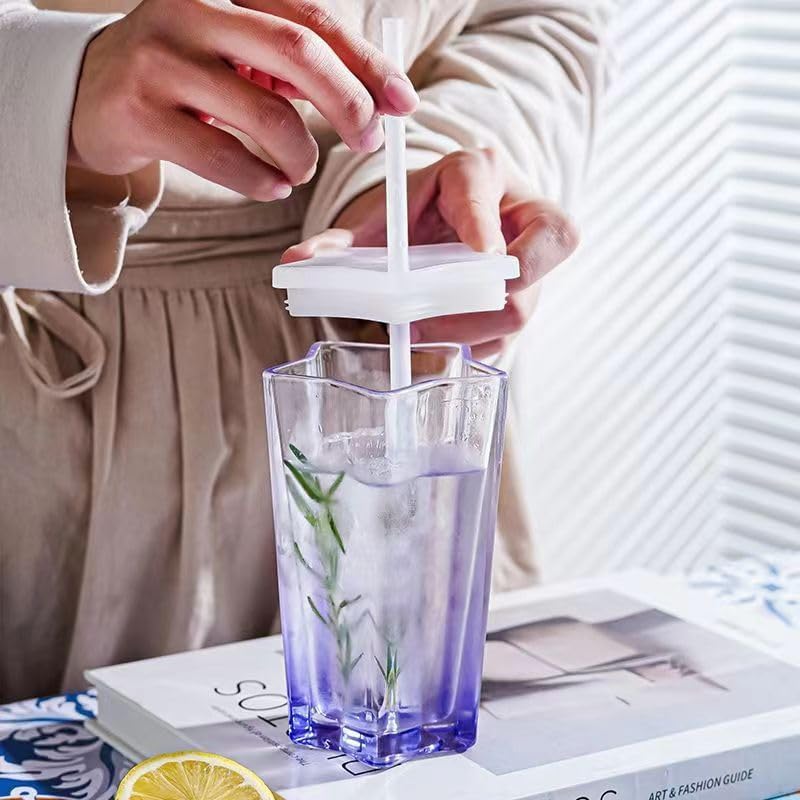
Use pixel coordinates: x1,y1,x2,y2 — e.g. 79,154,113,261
512,0,800,580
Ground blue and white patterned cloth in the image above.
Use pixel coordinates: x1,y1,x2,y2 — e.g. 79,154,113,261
0,692,128,800
2,554,799,800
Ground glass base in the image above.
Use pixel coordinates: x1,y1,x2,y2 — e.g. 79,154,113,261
288,710,477,768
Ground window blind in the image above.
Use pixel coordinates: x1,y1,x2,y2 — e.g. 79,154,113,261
512,0,800,579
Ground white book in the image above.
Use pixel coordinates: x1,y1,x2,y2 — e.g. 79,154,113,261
86,571,800,800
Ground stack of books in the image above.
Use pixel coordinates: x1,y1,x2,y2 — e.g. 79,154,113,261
86,571,800,800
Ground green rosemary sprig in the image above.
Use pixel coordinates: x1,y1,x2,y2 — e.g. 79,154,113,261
305,590,363,680
285,445,404,706
307,595,327,625
285,445,361,682
375,642,401,711
289,443,309,463
293,541,313,572
284,460,328,504
327,471,345,496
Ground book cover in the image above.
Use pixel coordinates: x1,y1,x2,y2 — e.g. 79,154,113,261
86,572,800,800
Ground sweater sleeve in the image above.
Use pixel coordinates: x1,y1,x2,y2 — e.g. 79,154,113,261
302,0,614,239
0,1,162,294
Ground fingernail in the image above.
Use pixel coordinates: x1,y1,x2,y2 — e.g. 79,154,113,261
359,117,384,152
384,75,419,114
273,181,292,200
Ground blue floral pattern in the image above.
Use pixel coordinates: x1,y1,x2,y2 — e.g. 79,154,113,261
690,553,800,627
1,557,798,800
0,692,130,800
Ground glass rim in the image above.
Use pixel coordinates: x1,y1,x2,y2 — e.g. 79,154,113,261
263,341,506,398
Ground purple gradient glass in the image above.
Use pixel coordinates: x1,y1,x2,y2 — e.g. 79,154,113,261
263,342,508,767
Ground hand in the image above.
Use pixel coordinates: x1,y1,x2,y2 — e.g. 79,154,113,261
282,148,579,358
69,0,419,201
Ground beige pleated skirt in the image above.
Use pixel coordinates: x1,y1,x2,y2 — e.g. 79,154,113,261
0,193,538,703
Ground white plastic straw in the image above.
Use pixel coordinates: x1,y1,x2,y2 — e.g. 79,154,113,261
382,18,412,390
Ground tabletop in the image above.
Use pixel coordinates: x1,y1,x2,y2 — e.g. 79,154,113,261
3,555,800,800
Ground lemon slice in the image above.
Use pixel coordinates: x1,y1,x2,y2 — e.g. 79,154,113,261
115,751,276,800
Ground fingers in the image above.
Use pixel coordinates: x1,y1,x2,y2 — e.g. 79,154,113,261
411,290,536,345
504,199,580,291
153,111,292,201
234,60,306,101
435,150,506,254
411,310,514,346
472,339,506,361
255,0,419,115
281,228,354,263
183,60,318,185
411,282,540,358
234,63,302,99
71,0,417,183
207,7,386,152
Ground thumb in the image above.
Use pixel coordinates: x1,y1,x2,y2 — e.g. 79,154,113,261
436,153,506,254
281,228,354,264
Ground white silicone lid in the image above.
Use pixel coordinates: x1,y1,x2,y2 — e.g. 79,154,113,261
272,242,519,325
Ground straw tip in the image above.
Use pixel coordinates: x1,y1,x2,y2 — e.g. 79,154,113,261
381,17,405,56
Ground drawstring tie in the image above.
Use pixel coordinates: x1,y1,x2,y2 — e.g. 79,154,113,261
1,287,105,398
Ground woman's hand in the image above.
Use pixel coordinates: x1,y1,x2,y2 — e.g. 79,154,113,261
69,0,418,201
282,148,579,358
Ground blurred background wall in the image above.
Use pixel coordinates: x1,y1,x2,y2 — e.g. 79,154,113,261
512,0,800,580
